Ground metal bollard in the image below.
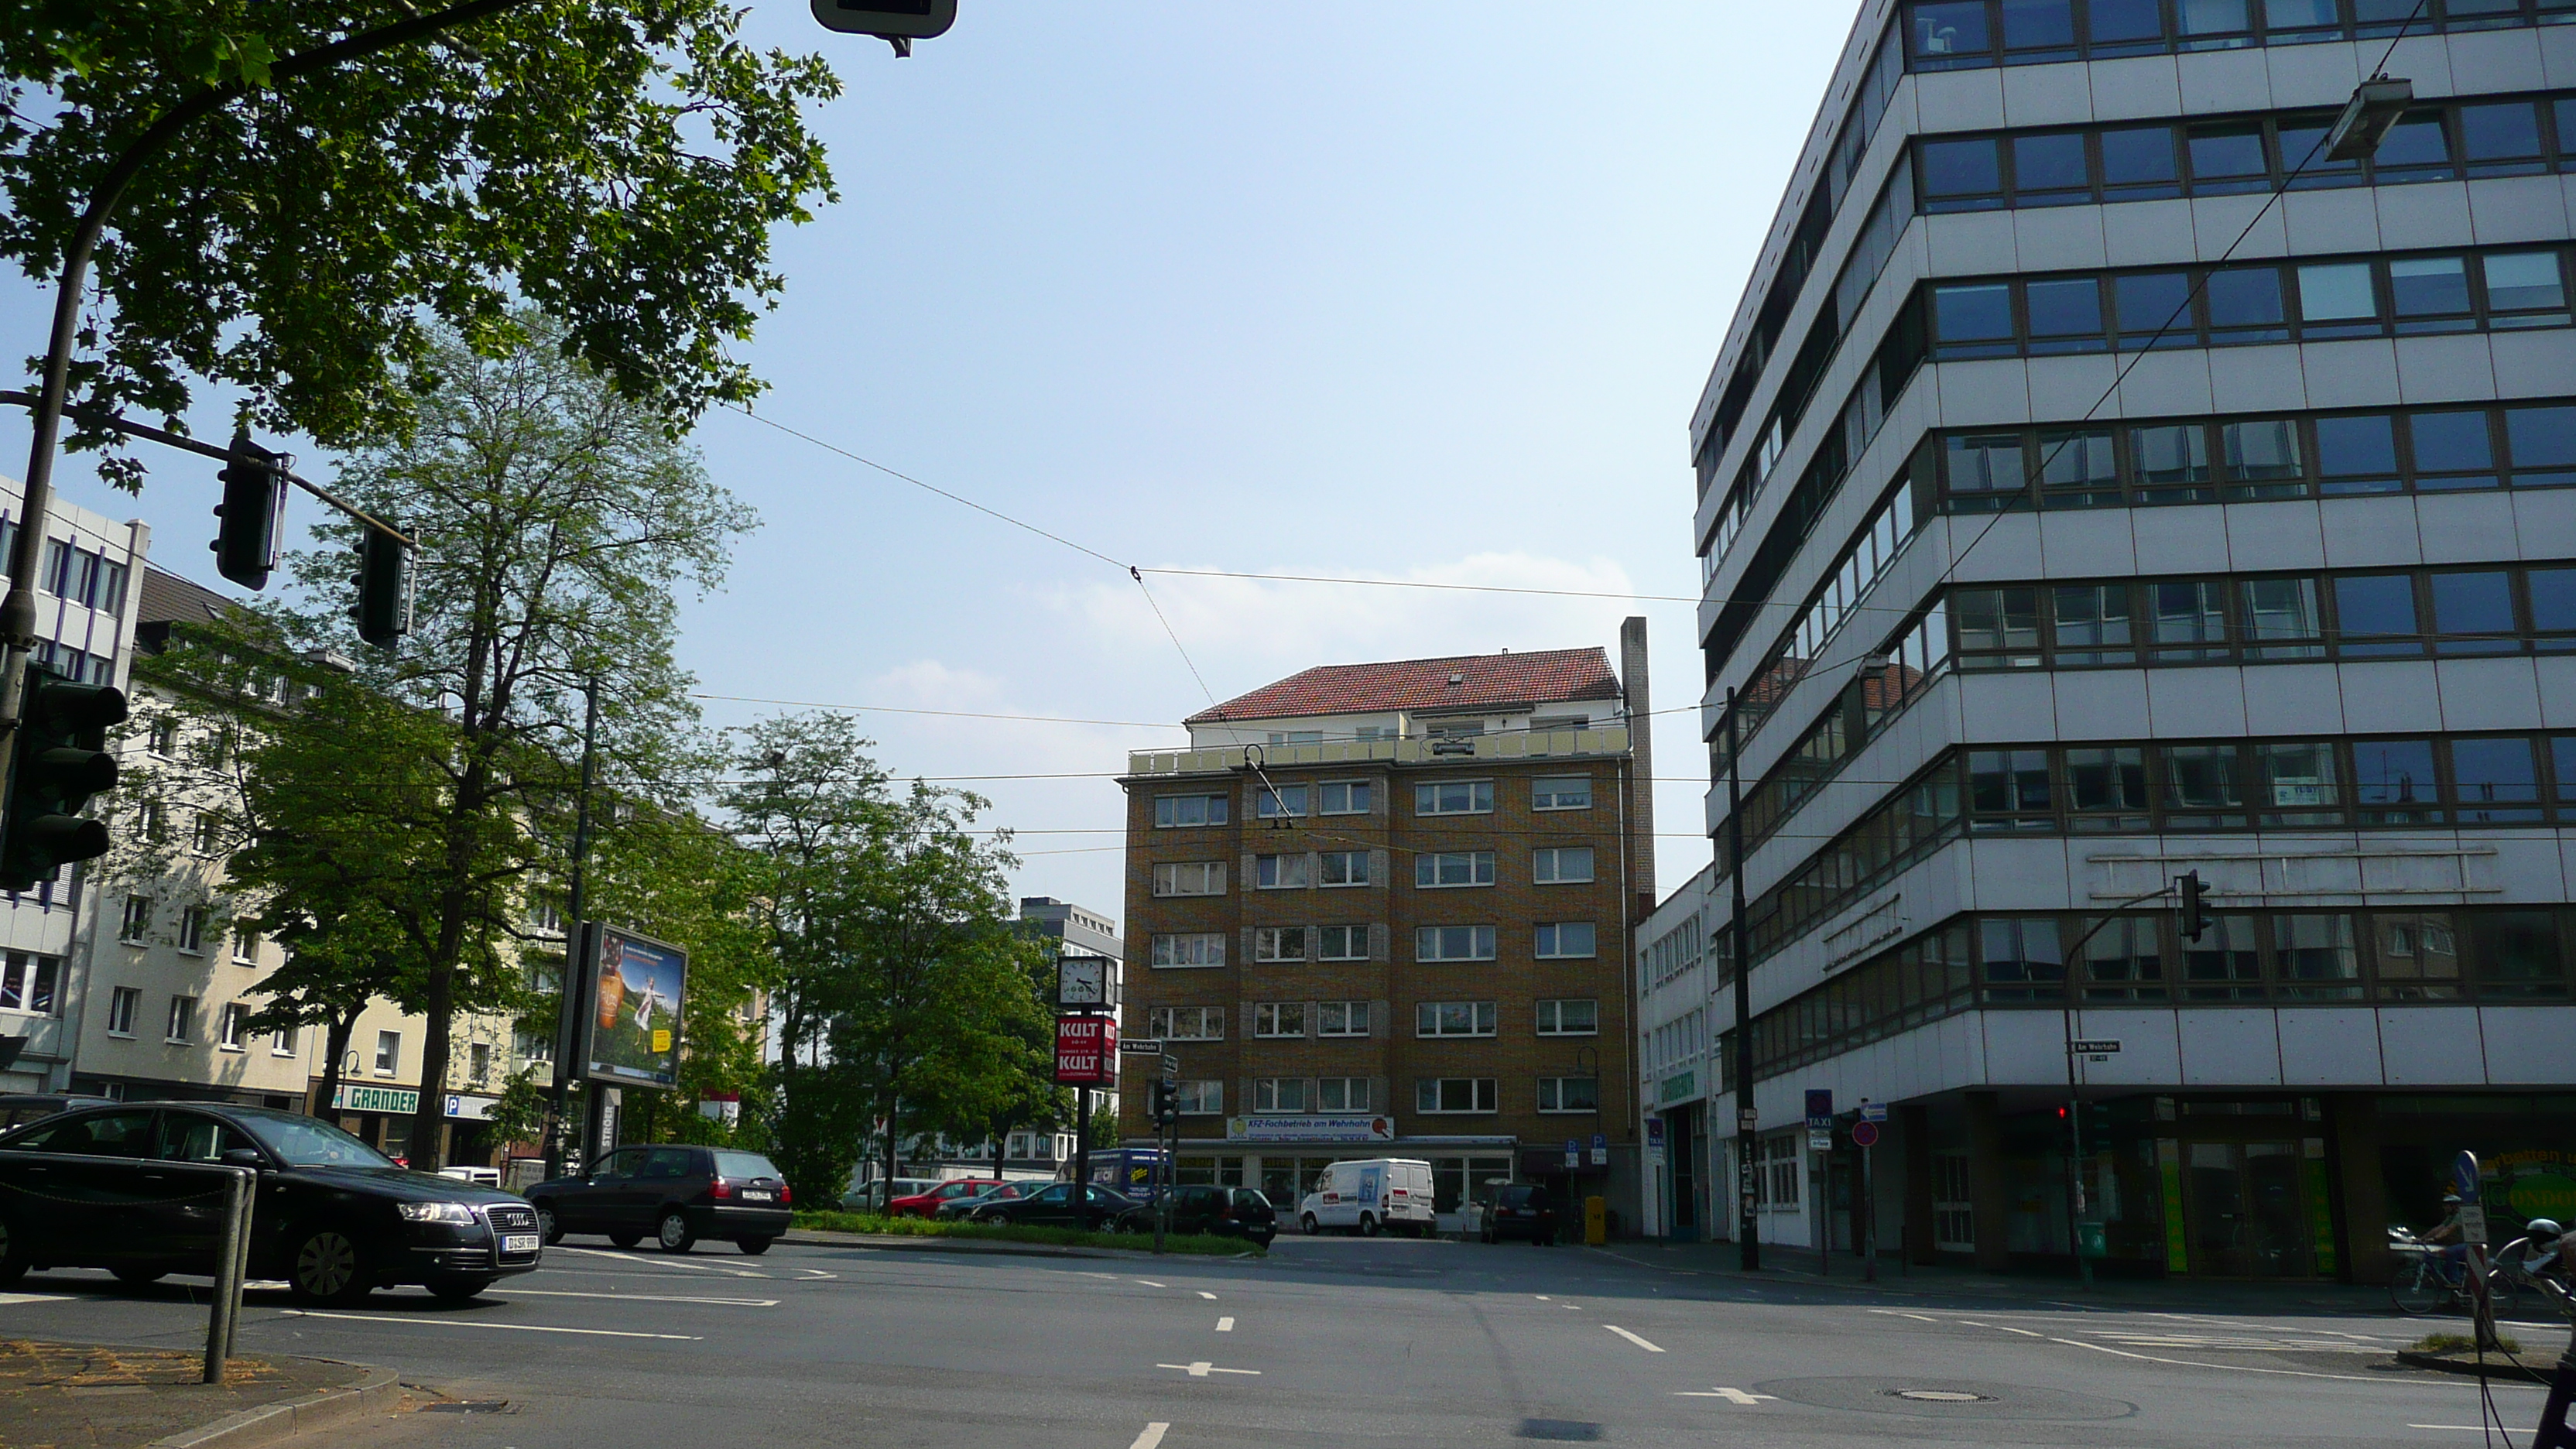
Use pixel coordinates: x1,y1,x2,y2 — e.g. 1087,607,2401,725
204,1167,252,1385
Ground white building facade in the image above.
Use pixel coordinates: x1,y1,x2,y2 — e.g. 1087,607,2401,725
1682,0,2576,1280
0,478,149,1097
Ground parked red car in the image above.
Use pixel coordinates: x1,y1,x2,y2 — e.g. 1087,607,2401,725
886,1178,1004,1218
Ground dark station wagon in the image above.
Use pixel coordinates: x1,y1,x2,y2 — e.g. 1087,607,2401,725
526,1144,793,1254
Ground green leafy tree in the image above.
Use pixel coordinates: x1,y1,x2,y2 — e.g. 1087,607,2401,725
2,0,839,481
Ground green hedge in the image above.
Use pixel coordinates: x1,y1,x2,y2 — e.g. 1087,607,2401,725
792,1210,1262,1257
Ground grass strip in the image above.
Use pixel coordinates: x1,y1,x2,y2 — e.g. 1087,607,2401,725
792,1210,1262,1256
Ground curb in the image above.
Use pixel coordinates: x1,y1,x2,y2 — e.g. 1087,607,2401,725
145,1362,402,1449
779,1229,1266,1263
2396,1350,2561,1386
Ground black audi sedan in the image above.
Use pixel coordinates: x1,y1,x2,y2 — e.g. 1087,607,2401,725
0,1102,542,1303
525,1143,793,1254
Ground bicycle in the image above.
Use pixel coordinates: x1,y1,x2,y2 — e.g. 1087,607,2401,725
2389,1225,2495,1316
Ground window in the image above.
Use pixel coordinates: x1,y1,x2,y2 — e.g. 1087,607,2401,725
188,813,221,856
2430,571,2517,653
119,895,152,943
1317,1001,1371,1036
1920,136,2004,211
1415,779,1494,815
1255,854,1311,889
1416,851,1495,888
1535,998,1599,1036
2451,737,2542,822
1534,922,1597,958
2115,271,2194,347
148,718,179,756
176,908,207,954
1176,1081,1223,1115
2206,269,2287,343
1253,927,1307,962
1764,1136,1802,1208
2012,132,2090,204
271,1026,300,1057
1533,776,1592,810
1255,1002,1308,1037
137,799,166,842
2024,276,2105,352
374,1029,401,1074
1317,780,1372,814
1932,282,2016,358
166,995,197,1043
0,954,60,1016
1152,861,1226,896
1316,1077,1370,1112
1154,794,1228,828
1318,850,1369,886
1265,731,1321,745
1416,1001,1498,1037
1415,1078,1497,1114
1536,1077,1599,1114
106,986,139,1036
2297,262,2378,330
2100,124,2180,197
1148,1005,1225,1040
231,927,258,965
1255,785,1309,819
2486,253,2568,325
2186,121,2269,193
1979,917,2064,1002
1532,847,1594,884
1317,924,1368,961
1416,925,1496,962
1153,933,1226,968
219,1002,249,1050
1253,1077,1310,1112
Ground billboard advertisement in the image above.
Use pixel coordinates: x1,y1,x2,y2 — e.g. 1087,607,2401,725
584,925,688,1088
1053,1015,1117,1085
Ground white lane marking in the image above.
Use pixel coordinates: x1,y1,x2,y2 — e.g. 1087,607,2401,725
499,1288,779,1307
1534,1294,1550,1300
1129,1425,1170,1449
279,1310,700,1341
1216,1317,1235,1332
1560,1304,1581,1310
2046,1335,2382,1382
0,1292,71,1305
1078,1272,1121,1280
2412,1427,2509,1432
1602,1325,1665,1353
550,1247,768,1279
1136,1279,1167,1288
1994,1325,2044,1338
1157,1362,1259,1377
1197,1291,1218,1300
796,1270,838,1280
1676,1388,1776,1404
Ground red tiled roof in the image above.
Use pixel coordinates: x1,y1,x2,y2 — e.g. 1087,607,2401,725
1186,647,1621,725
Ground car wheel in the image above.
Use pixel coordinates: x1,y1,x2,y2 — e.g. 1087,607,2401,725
534,1204,564,1246
0,1214,27,1286
657,1208,697,1254
111,1266,167,1286
287,1226,371,1305
426,1274,494,1305
1301,1214,1320,1235
735,1236,773,1256
608,1231,642,1249
1358,1214,1379,1238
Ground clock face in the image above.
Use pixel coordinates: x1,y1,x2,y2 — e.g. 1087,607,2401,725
1059,957,1106,1004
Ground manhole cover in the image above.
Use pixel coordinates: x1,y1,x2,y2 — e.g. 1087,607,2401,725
1756,1378,2135,1422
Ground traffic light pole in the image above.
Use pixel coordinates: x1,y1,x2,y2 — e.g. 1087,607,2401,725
2052,880,2189,1287
0,0,531,828
543,677,601,1181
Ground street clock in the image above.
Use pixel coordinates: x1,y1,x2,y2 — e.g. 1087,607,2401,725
1056,954,1116,1011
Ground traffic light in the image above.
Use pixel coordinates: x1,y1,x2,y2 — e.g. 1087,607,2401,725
211,435,287,590
810,0,954,47
2178,870,2211,942
1149,1079,1178,1128
351,526,413,649
0,666,128,890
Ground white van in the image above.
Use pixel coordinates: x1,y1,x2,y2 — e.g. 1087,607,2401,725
1297,1159,1437,1237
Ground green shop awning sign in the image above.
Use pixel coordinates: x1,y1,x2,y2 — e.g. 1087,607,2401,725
333,1084,419,1115
1659,1070,1697,1105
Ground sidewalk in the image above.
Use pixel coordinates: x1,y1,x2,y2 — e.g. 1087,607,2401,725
0,1340,398,1449
1594,1238,2410,1315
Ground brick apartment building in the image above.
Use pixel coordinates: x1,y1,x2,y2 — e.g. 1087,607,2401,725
1117,622,1656,1230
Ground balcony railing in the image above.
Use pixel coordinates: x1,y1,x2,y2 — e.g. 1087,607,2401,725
1128,726,1632,777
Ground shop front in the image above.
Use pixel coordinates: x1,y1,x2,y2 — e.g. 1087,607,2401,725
317,1081,504,1167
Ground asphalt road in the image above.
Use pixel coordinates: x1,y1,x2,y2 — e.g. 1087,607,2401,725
2,1233,2563,1448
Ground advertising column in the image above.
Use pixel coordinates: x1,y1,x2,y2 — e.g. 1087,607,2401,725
577,924,689,1160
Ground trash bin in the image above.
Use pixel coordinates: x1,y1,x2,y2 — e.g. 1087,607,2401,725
2076,1220,2108,1259
1584,1196,1607,1246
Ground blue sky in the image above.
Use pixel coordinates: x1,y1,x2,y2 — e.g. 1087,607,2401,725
1,3,1862,933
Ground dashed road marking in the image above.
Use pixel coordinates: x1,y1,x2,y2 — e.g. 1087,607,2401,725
0,1293,71,1306
1677,1388,1776,1404
279,1310,701,1341
1157,1362,1259,1378
1217,1317,1235,1332
1197,1291,1218,1300
502,1288,779,1307
1129,1425,1170,1449
1603,1325,1665,1353
1136,1279,1167,1288
550,1247,768,1279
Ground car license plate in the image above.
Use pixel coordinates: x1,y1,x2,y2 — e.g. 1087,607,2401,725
743,1190,774,1201
502,1233,540,1254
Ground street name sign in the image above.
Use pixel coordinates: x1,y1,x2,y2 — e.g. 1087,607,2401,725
2068,1040,2122,1054
1119,1038,1164,1055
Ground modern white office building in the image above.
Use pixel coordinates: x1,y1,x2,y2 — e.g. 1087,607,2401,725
0,477,150,1098
1673,0,2576,1280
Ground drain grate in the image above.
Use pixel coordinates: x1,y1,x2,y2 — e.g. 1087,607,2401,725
422,1402,513,1414
1516,1419,1603,1441
1889,1389,1992,1403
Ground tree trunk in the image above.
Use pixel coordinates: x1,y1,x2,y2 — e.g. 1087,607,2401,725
317,1009,358,1120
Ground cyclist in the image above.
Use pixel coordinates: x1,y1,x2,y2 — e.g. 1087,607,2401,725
2423,1193,2475,1283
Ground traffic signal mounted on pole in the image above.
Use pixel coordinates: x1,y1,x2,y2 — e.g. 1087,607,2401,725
1150,1078,1179,1128
0,665,128,891
2177,870,2211,942
351,525,413,649
212,434,287,591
